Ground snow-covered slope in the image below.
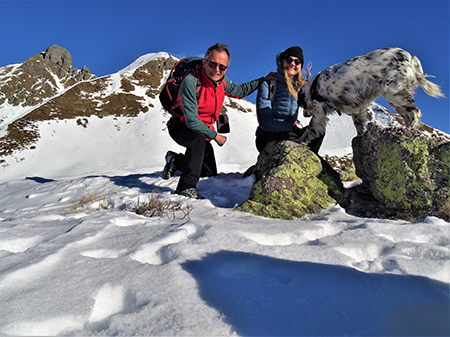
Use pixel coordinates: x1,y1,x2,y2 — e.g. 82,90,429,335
0,96,260,183
0,132,448,336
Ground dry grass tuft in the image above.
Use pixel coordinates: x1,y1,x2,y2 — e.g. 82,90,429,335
131,192,192,220
69,193,107,213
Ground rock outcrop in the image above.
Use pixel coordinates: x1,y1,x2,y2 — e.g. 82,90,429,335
351,123,450,221
41,45,74,76
239,123,450,222
238,140,345,220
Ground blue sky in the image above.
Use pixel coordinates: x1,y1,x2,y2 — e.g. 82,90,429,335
1,0,449,133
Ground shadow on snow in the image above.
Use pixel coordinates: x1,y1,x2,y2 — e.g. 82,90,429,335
24,172,251,209
111,171,253,209
182,251,449,336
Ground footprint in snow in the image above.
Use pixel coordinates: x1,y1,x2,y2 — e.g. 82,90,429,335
80,248,127,259
239,223,344,246
0,251,63,288
25,192,50,199
2,315,84,336
84,283,139,332
0,236,43,253
130,223,205,265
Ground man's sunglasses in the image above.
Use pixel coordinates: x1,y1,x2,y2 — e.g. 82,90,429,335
285,57,301,66
207,60,228,72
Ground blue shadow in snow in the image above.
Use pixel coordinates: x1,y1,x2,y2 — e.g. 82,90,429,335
25,176,55,183
182,251,449,336
109,171,252,209
107,173,173,194
197,172,252,208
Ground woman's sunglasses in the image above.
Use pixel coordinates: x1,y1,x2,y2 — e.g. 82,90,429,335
207,60,228,72
285,57,301,66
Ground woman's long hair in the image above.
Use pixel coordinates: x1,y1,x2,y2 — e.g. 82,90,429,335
284,61,312,98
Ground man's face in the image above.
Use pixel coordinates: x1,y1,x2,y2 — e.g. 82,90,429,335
203,49,229,82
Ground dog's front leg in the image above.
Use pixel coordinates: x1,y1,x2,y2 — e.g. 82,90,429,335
352,108,368,136
296,103,328,143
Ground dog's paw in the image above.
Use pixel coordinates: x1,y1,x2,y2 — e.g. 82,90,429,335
292,135,308,144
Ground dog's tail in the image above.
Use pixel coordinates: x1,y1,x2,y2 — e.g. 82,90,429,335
412,56,446,98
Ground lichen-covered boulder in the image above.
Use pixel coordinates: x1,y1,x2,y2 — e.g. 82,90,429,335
238,140,345,220
352,123,450,221
430,142,450,220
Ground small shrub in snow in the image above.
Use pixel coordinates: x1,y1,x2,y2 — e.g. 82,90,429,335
131,192,192,220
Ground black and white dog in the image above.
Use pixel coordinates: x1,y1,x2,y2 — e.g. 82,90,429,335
297,48,444,143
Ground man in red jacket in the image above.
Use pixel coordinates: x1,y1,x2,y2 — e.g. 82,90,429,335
163,42,275,198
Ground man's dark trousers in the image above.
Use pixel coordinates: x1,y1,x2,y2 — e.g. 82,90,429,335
168,120,217,191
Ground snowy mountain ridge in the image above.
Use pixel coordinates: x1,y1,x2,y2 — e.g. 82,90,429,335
119,51,170,73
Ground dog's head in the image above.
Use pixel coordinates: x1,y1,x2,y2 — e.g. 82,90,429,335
298,73,322,117
298,87,314,117
297,89,307,108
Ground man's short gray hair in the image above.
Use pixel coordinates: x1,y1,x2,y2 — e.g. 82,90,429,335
204,43,230,65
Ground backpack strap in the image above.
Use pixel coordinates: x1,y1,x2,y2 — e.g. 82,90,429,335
194,64,203,99
172,64,202,114
268,79,277,102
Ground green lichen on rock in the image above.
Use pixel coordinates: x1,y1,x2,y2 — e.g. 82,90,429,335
239,123,450,222
352,123,450,220
338,163,359,182
238,141,342,220
374,144,414,208
430,142,450,220
430,142,450,182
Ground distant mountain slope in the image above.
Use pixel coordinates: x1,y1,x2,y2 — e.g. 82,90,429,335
0,50,175,158
0,46,448,183
0,46,95,131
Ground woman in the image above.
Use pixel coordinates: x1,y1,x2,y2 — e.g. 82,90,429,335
255,46,324,153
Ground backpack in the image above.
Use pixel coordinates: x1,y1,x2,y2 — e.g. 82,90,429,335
159,57,203,117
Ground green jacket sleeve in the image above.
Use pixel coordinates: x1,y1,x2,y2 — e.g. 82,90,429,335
224,76,265,98
179,75,217,140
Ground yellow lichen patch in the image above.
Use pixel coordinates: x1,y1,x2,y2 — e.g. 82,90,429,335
238,141,339,220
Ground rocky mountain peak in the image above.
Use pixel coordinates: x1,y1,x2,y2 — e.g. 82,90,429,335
0,45,96,109
41,45,73,72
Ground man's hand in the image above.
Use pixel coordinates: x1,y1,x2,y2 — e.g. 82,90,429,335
264,71,277,81
214,134,227,146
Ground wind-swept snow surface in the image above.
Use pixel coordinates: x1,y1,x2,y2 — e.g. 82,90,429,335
0,86,449,335
0,167,448,336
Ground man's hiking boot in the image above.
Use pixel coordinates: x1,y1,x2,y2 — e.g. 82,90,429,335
175,188,199,199
163,151,177,180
